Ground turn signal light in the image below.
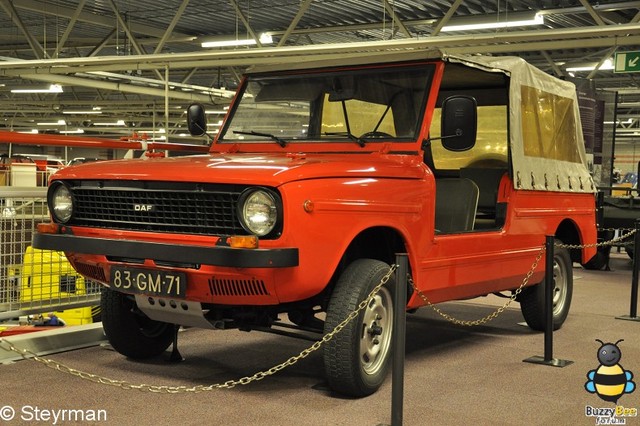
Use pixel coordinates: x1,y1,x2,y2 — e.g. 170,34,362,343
37,222,60,234
229,235,259,249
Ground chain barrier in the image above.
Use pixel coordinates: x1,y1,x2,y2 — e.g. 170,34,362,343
411,245,545,326
557,228,636,250
0,229,633,392
416,229,637,326
0,265,398,394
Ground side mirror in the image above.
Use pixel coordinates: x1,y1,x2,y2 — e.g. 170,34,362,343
441,95,477,152
187,103,208,136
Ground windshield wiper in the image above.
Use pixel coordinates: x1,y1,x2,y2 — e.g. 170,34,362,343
233,130,287,147
323,131,366,147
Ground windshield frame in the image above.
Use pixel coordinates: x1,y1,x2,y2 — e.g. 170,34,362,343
211,60,440,153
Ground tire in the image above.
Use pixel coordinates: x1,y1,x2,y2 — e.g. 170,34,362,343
519,244,573,331
323,259,396,397
583,250,607,271
101,287,173,359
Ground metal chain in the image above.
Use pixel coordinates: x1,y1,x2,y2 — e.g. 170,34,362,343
411,245,545,326
0,265,398,394
557,228,636,250
599,227,634,233
0,228,631,392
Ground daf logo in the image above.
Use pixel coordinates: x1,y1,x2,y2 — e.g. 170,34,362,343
134,204,156,212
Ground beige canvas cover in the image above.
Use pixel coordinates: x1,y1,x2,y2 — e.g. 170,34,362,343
444,53,595,193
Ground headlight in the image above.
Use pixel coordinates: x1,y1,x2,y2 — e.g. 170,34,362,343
238,189,279,237
49,183,74,223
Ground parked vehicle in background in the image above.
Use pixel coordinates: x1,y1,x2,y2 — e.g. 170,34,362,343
0,154,65,186
34,50,597,397
67,157,102,167
588,188,640,269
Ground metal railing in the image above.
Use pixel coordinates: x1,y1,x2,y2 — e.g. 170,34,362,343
0,187,100,322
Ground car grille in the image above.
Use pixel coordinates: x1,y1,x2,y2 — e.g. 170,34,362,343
208,277,270,297
65,181,248,236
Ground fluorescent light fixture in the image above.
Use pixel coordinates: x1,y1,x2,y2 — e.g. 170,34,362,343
59,128,85,134
565,59,614,72
93,120,126,126
37,119,66,126
62,110,103,114
604,118,634,124
11,84,63,93
201,33,273,48
441,12,544,32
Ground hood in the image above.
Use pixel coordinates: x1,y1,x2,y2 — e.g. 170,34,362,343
53,152,427,186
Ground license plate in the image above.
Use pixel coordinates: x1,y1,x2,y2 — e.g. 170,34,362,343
109,267,186,298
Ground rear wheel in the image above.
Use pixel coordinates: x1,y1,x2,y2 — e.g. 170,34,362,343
323,259,395,397
101,287,173,358
519,244,573,331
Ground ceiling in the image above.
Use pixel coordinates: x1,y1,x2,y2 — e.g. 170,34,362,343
1,0,640,142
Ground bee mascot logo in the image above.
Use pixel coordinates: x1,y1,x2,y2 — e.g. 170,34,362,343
585,339,636,403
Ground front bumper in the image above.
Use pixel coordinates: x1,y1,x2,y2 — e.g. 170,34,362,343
33,233,299,268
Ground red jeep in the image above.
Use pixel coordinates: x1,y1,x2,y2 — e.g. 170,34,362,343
35,51,597,397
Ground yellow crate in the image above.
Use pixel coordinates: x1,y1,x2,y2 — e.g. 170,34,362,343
19,246,88,302
17,246,100,326
56,307,95,325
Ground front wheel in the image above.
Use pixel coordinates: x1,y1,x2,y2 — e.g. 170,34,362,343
101,287,173,359
323,259,396,397
519,244,573,331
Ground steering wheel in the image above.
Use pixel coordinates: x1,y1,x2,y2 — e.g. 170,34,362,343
359,131,394,139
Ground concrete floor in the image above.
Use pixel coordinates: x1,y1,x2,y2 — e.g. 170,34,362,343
1,252,639,426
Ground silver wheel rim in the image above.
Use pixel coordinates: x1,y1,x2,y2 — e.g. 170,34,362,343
552,257,567,316
360,286,393,375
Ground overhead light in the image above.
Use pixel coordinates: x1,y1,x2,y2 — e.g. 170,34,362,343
62,110,103,114
440,12,544,32
565,59,614,72
37,119,66,126
604,118,634,124
201,33,273,48
59,128,85,134
93,120,126,126
11,84,63,93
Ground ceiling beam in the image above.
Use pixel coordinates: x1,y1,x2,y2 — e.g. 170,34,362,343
578,0,608,26
227,0,263,47
431,0,464,36
0,0,46,59
10,0,195,41
382,0,411,38
108,0,164,82
12,72,226,104
154,0,190,54
52,0,87,58
277,0,313,47
2,23,640,75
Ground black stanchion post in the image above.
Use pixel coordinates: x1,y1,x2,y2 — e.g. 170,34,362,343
616,218,640,322
544,235,554,362
391,254,407,426
523,236,573,367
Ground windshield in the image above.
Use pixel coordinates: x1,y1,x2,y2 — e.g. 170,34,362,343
219,63,435,144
